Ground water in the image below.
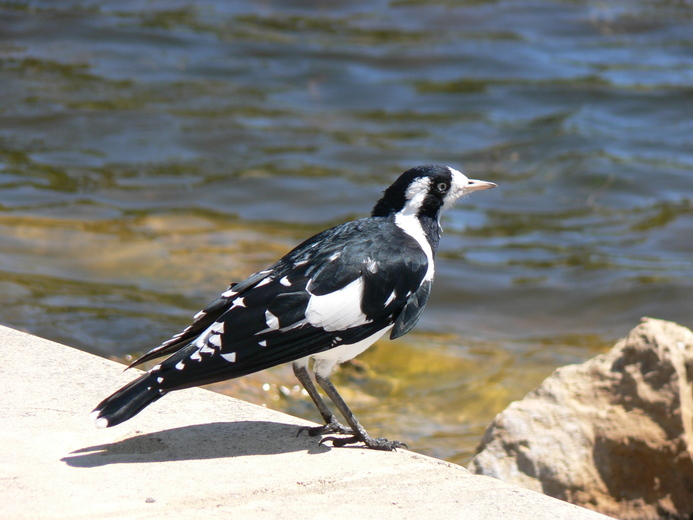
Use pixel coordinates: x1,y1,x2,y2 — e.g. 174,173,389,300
1,0,692,464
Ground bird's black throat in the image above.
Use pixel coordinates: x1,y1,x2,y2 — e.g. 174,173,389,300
417,213,441,254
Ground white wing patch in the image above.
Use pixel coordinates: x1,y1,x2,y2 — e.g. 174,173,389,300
221,352,237,363
265,310,280,330
305,277,371,332
255,278,272,288
194,321,224,348
181,321,226,363
231,297,246,308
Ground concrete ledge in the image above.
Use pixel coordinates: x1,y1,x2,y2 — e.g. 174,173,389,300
0,324,611,519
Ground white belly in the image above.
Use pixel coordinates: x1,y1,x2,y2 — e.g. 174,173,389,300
309,326,393,378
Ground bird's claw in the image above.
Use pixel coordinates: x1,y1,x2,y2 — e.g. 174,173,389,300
320,435,407,451
297,419,354,438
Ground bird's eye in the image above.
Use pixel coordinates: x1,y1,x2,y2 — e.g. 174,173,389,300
436,182,448,192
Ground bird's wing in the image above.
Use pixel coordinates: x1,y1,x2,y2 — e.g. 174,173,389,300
127,266,274,368
390,279,432,339
132,218,431,390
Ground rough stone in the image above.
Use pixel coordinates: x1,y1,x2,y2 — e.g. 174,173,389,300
468,318,693,520
0,324,610,520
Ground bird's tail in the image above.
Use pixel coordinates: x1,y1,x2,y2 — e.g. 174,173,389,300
91,372,163,428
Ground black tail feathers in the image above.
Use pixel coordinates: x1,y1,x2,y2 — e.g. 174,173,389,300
91,372,163,428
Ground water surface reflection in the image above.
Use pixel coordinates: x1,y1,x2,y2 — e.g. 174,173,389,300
1,0,692,463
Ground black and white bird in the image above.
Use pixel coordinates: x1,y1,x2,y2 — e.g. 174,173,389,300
92,164,496,451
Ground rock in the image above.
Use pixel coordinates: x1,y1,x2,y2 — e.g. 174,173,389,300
1,324,613,520
468,318,693,520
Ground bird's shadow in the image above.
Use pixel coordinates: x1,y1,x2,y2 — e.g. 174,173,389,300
62,421,329,468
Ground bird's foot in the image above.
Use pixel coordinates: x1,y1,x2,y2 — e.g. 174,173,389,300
320,434,408,452
297,418,354,437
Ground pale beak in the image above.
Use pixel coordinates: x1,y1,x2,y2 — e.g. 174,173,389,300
466,179,497,192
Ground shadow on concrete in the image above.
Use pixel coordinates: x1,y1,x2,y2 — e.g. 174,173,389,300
62,420,330,467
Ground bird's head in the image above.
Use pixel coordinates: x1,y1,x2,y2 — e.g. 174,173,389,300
371,164,496,220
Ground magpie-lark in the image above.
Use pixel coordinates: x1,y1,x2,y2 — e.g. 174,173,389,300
92,164,496,451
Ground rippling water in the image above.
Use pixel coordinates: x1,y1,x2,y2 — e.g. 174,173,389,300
1,0,692,464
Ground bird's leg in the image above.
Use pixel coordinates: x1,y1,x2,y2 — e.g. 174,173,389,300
314,372,407,452
292,362,353,437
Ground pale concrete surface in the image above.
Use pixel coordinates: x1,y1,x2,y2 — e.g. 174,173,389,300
0,324,612,519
